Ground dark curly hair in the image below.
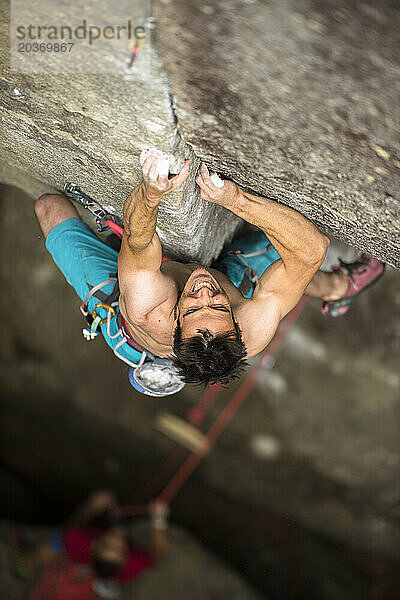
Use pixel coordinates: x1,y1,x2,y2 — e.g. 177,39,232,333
170,314,248,387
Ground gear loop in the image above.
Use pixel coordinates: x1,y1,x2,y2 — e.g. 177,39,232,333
92,303,116,325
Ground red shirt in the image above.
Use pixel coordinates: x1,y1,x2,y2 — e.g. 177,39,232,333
62,527,153,583
30,557,96,600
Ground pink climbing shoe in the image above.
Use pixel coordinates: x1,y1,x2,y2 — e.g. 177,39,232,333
321,253,385,317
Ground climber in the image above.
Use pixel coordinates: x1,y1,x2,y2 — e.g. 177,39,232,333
34,149,385,388
28,491,168,600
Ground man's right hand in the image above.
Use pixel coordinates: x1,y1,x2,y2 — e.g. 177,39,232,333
141,149,190,206
196,163,242,209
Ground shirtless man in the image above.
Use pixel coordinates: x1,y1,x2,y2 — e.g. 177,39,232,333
35,149,385,387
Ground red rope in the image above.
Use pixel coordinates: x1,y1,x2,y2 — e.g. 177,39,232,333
120,385,224,511
105,219,170,261
187,383,222,426
157,297,309,505
157,355,267,505
121,446,188,512
118,296,309,514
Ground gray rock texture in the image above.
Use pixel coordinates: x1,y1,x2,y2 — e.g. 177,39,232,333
154,0,400,267
0,0,399,266
0,0,241,265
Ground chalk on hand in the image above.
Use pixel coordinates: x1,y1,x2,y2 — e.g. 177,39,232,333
158,154,170,177
140,147,154,166
210,172,225,188
140,147,172,176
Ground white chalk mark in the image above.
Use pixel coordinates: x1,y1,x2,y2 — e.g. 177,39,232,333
210,172,224,188
159,155,170,176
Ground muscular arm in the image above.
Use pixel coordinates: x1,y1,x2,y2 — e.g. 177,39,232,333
118,184,168,319
230,188,329,310
122,181,161,265
235,189,329,274
196,165,329,355
118,151,190,322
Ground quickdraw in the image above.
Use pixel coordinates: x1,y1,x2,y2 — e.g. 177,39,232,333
82,303,116,340
93,302,116,324
63,183,124,239
63,182,182,396
228,248,265,296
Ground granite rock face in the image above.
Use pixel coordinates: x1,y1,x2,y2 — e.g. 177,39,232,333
0,1,241,265
0,0,399,266
154,0,400,268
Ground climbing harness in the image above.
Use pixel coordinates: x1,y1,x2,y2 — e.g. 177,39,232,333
212,229,281,299
226,245,274,296
64,183,185,398
79,275,185,397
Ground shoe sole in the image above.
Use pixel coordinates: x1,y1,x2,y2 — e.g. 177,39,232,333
323,264,386,317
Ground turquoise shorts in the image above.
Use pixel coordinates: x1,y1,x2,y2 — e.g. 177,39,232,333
46,219,281,362
46,218,144,365
214,229,281,298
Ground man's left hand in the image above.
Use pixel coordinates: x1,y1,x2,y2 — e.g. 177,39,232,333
196,163,242,209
